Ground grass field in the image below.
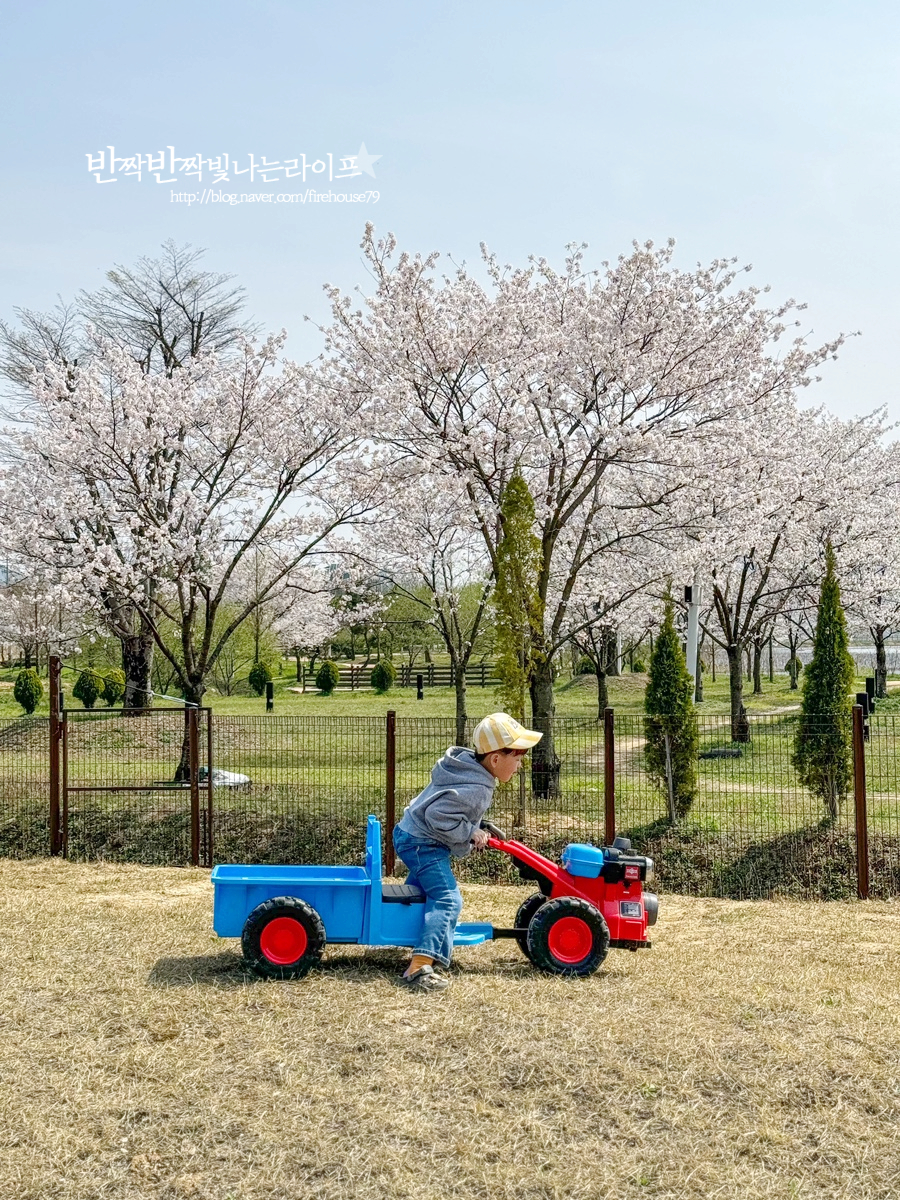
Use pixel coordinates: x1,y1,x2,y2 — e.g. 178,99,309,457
1,859,898,1199
2,657,883,722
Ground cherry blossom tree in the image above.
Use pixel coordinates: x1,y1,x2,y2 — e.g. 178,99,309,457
828,442,900,697
359,470,493,742
0,333,375,760
317,227,843,791
0,243,260,700
0,569,89,669
688,409,889,738
274,578,384,687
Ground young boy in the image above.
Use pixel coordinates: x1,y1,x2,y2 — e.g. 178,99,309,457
392,712,542,992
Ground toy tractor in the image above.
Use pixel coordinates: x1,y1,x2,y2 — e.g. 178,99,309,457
211,816,658,979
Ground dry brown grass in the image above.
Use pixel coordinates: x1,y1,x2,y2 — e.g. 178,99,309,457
1,863,899,1200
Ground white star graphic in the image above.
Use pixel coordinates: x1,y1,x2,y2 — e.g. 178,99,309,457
355,142,382,178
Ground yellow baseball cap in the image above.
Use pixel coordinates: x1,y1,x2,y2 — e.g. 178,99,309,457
472,712,543,754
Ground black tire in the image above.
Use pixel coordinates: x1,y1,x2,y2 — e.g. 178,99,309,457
526,897,610,977
241,896,326,980
513,893,548,962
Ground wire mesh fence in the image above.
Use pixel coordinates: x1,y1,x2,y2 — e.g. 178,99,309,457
613,713,860,900
0,717,50,857
211,715,387,866
61,708,212,865
863,713,900,899
0,707,897,898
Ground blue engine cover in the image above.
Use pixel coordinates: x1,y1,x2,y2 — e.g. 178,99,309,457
560,843,606,878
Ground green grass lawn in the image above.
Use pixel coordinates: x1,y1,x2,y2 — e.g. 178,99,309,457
0,656,884,721
4,661,900,895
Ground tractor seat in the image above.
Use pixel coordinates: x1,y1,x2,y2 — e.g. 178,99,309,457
382,883,426,904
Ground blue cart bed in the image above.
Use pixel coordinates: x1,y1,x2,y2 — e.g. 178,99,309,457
212,816,493,951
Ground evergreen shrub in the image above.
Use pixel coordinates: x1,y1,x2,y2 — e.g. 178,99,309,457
248,661,273,696
370,660,396,693
73,669,103,710
315,660,340,695
792,543,854,820
102,668,126,707
643,597,698,820
13,668,43,714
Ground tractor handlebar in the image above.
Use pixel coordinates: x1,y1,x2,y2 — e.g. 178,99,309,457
480,820,508,842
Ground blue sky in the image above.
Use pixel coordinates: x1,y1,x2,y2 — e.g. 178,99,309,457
1,0,897,420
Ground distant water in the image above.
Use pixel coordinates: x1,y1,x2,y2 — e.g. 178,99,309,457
791,645,900,671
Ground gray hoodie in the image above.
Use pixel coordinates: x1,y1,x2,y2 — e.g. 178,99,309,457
397,746,497,857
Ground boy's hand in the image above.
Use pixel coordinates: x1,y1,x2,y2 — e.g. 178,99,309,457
471,829,490,851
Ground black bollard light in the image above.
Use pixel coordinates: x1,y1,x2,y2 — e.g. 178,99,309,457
416,673,424,701
266,680,274,712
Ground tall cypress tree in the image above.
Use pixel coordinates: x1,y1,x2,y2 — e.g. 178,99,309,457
792,541,855,820
492,471,543,723
644,595,698,820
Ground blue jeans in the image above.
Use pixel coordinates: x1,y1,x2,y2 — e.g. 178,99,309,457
392,826,463,968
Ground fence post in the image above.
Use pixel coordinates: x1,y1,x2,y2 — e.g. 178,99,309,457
385,710,396,874
604,706,616,846
49,655,61,856
188,707,200,868
852,704,870,899
206,710,214,868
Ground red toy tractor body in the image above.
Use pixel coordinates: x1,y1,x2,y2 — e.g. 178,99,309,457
484,823,658,975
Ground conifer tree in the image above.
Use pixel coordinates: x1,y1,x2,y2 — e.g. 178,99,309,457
491,472,543,723
793,541,855,820
644,595,698,820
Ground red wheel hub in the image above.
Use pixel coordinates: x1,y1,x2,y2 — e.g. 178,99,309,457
547,916,593,964
260,916,308,964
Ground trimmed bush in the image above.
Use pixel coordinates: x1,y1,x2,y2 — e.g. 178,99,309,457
73,668,103,710
644,596,699,821
631,659,646,673
248,661,273,697
784,656,803,676
575,656,595,675
13,668,43,715
370,660,396,693
315,660,340,695
793,542,854,820
102,668,126,707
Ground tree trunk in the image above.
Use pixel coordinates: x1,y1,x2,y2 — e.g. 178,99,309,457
121,629,154,710
595,665,609,720
874,629,888,698
529,657,560,799
752,641,763,695
174,681,205,781
454,663,468,746
605,631,620,677
727,644,751,742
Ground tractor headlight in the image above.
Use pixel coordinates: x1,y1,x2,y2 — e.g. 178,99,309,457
644,857,655,883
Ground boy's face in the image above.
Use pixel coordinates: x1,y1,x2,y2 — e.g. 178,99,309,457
482,748,528,783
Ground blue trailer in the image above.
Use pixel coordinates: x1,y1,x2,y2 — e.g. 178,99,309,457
212,814,659,979
212,815,493,978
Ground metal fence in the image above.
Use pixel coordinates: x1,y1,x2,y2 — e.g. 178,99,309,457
1,705,899,899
